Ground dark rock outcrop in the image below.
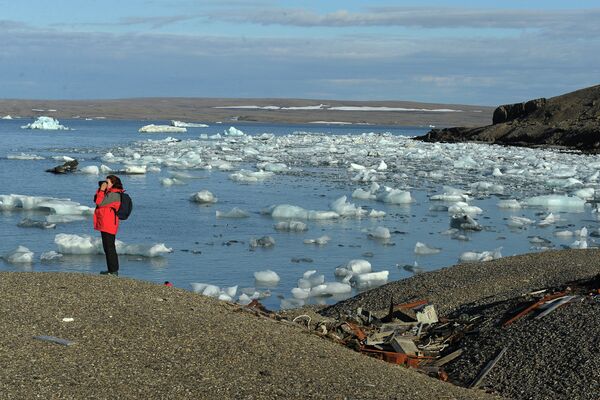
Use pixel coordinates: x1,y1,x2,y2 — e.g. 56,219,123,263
46,160,78,174
417,84,600,152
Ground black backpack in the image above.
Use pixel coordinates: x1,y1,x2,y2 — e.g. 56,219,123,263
117,192,133,220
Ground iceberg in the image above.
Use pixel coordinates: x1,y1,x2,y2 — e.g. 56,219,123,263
21,116,70,130
139,124,187,133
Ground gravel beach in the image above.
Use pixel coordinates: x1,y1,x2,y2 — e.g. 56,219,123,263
1,249,597,399
0,272,496,400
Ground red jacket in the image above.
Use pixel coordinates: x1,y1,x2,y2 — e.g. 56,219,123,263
93,188,123,235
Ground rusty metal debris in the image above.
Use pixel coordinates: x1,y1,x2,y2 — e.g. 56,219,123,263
234,276,599,388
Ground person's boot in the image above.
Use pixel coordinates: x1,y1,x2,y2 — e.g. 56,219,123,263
100,271,118,276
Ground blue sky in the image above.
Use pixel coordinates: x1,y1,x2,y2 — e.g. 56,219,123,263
0,0,598,105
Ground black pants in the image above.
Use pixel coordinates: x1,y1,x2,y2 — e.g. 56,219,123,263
101,231,119,273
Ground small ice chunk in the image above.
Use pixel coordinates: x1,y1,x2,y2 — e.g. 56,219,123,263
139,124,187,133
574,188,595,200
414,242,441,255
351,271,389,289
215,207,249,218
250,236,275,248
280,298,305,309
507,216,535,228
274,221,308,232
570,239,588,249
80,165,99,175
368,209,386,218
330,196,366,217
40,251,63,261
124,165,147,174
368,226,391,239
377,189,413,204
225,126,245,136
254,269,280,283
450,214,481,231
554,230,573,237
303,235,330,245
5,246,34,263
291,287,311,299
448,202,483,215
190,190,217,204
538,213,559,227
310,282,352,296
497,199,521,209
459,248,502,263
17,218,56,229
524,195,585,210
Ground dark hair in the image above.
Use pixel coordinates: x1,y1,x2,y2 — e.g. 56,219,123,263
106,175,123,190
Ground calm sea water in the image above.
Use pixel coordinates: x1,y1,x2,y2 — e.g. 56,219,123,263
0,118,596,309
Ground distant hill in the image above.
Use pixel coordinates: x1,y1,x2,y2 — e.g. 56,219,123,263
417,85,600,152
0,97,492,127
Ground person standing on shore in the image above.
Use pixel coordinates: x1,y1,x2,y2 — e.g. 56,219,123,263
94,175,124,276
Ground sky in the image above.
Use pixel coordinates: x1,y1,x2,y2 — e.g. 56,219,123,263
0,0,599,105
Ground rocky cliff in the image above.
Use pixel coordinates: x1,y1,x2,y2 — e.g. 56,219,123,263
417,85,600,152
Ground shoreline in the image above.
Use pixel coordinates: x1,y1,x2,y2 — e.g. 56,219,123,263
1,249,598,399
0,97,494,127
